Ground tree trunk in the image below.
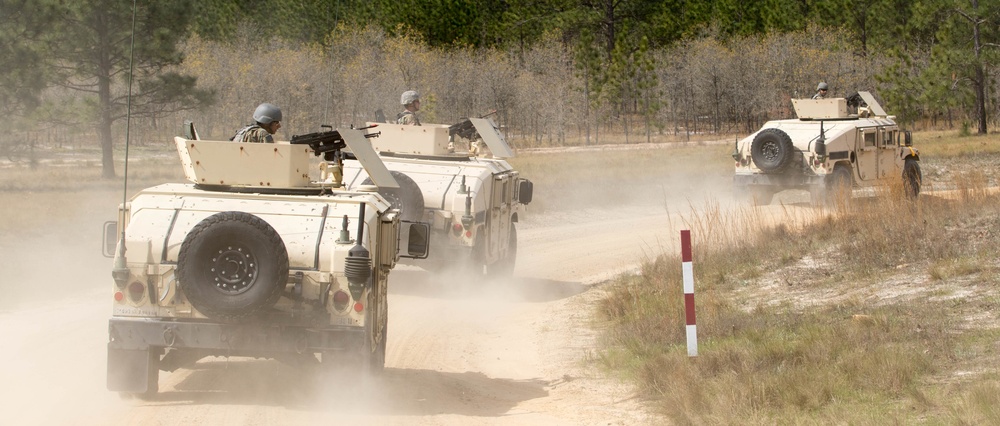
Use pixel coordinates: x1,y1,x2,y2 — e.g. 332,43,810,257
96,7,116,179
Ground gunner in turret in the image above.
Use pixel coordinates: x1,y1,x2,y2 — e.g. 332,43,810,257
231,103,282,143
397,91,422,126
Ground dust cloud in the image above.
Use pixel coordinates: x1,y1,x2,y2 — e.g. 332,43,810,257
0,187,131,425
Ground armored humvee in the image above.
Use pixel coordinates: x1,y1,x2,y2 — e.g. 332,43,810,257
340,118,533,277
733,91,921,205
104,126,430,398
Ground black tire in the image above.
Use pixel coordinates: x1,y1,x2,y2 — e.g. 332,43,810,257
361,171,425,222
903,158,922,199
826,166,853,207
750,128,796,173
487,223,517,277
177,211,289,321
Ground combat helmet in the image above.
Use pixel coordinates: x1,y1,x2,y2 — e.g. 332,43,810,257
400,91,420,106
253,103,282,124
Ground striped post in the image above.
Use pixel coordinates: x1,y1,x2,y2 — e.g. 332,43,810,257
681,230,697,357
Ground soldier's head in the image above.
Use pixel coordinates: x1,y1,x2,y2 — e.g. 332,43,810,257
816,82,829,93
253,103,282,134
401,91,421,111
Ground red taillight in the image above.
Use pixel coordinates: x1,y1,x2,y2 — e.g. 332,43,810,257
114,292,124,302
354,302,364,312
333,290,350,311
465,230,472,238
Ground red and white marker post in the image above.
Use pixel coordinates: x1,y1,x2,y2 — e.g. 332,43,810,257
681,230,697,357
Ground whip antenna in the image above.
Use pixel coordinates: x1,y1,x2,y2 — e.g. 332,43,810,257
112,0,138,283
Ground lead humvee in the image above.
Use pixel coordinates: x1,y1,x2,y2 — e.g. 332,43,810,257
340,118,533,277
104,126,430,398
733,91,921,205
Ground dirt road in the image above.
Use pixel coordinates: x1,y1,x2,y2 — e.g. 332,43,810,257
0,184,693,425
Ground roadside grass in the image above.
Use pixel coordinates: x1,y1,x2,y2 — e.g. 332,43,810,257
916,131,1000,188
597,138,1000,423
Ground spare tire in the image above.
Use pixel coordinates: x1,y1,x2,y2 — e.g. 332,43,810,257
362,171,425,222
750,128,796,173
177,211,288,321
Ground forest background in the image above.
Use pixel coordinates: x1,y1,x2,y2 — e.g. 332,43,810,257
2,0,999,177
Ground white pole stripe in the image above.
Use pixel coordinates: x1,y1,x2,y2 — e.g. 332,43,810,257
682,262,694,294
686,325,698,357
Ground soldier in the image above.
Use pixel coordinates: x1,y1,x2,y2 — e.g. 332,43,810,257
231,103,282,143
397,91,422,126
812,82,829,100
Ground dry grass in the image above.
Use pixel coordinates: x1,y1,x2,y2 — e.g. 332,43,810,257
597,130,1000,424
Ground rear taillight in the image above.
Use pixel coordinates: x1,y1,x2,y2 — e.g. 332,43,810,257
353,302,364,313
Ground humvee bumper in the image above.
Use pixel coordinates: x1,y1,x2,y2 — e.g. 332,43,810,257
108,317,364,353
733,173,827,188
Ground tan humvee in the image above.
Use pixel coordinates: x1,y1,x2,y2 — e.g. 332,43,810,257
104,126,430,398
733,91,922,205
341,118,532,277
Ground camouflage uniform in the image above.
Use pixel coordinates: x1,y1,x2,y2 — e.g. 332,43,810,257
231,124,274,143
397,110,421,126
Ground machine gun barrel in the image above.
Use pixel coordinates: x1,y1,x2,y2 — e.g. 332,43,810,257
290,126,380,160
448,109,497,140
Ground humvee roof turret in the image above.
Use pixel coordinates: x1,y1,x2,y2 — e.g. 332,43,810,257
733,91,921,206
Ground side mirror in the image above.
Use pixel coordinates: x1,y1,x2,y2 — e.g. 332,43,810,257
518,179,533,205
904,130,913,147
103,221,118,258
402,222,430,259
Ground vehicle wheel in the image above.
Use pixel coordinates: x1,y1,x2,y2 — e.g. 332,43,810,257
487,224,517,277
825,166,853,207
177,211,289,321
362,171,425,222
903,158,922,199
750,128,796,173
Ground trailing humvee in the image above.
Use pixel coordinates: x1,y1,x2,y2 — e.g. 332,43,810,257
341,118,533,277
104,126,430,398
732,91,921,205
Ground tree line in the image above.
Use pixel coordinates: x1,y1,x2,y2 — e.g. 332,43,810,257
2,0,999,177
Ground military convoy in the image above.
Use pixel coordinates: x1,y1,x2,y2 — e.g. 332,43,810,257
733,91,921,205
104,126,430,397
341,117,533,277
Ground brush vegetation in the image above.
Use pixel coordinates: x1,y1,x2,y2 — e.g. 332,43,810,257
597,131,1000,424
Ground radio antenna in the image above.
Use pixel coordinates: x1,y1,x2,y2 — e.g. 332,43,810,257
113,0,138,281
